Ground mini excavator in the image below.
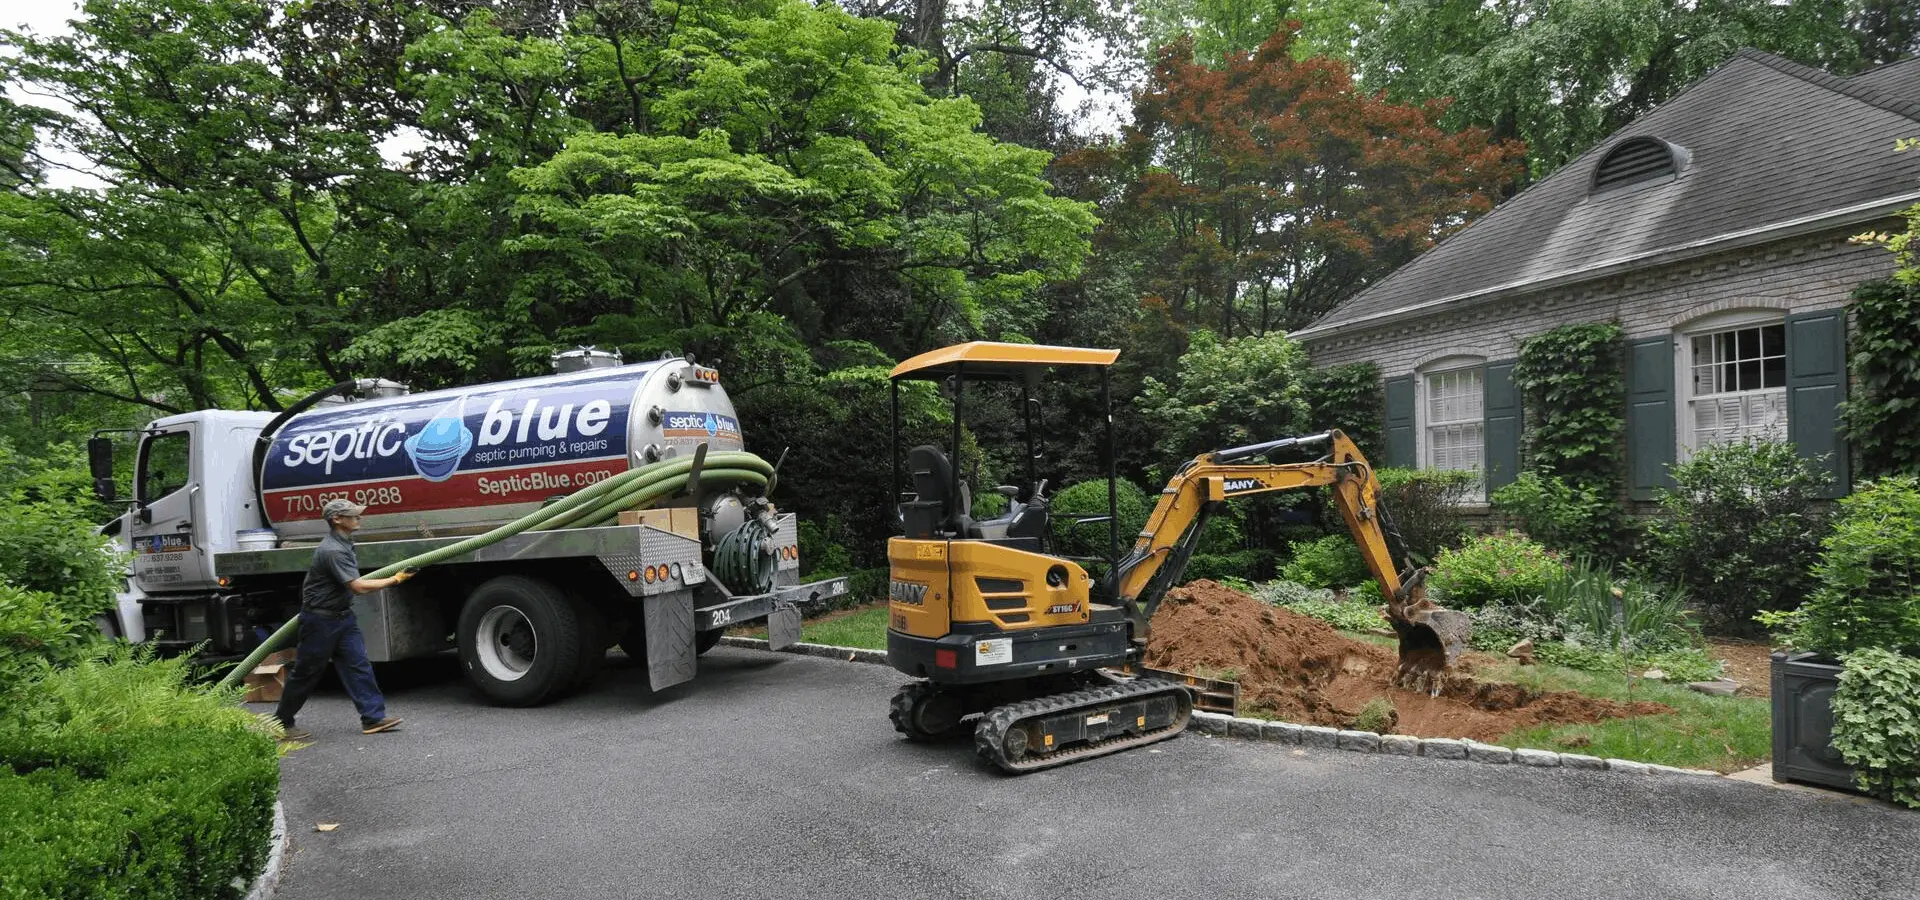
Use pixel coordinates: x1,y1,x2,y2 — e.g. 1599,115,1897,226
883,342,1472,773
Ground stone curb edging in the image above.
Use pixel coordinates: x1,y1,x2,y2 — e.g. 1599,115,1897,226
719,635,890,666
717,637,1725,781
242,800,289,900
1190,711,1723,779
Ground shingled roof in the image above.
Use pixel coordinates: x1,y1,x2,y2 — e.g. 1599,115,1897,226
1295,49,1920,341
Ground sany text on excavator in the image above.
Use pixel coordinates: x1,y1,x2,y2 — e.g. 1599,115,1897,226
882,342,1471,773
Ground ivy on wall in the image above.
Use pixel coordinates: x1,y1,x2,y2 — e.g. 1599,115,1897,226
1305,361,1384,459
1841,279,1920,478
1499,321,1627,558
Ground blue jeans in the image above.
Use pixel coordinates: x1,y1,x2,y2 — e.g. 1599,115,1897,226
273,611,388,729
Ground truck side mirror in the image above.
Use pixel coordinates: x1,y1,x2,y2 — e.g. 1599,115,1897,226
87,436,116,503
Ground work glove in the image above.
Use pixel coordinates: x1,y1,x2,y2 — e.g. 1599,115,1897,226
392,567,420,584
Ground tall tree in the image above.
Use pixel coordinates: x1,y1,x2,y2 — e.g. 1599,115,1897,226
1356,0,1867,182
1059,29,1522,337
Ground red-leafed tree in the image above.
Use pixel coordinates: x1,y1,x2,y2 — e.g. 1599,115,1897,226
1060,26,1525,335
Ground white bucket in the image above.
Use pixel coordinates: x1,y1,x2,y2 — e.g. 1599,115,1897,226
235,529,280,551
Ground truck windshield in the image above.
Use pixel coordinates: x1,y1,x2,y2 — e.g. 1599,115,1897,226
138,431,191,502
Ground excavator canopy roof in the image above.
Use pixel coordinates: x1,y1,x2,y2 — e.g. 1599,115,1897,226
889,342,1121,381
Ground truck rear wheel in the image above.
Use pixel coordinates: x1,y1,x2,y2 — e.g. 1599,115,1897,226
458,576,582,707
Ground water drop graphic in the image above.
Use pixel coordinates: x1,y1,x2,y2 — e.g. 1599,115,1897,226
404,395,474,483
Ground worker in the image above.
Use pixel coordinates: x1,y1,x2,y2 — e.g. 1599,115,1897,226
274,498,414,741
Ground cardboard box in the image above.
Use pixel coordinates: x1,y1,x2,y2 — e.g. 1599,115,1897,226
243,663,287,704
616,507,700,541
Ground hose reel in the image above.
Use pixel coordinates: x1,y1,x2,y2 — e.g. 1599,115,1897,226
712,499,781,596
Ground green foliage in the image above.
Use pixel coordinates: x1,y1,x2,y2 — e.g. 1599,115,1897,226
1373,467,1474,565
1279,534,1369,590
1641,440,1828,634
1522,558,1699,656
1429,532,1563,609
1512,322,1626,484
1353,697,1398,734
1831,648,1920,808
1137,331,1313,463
1840,278,1920,478
1254,580,1385,633
1493,472,1624,562
1768,476,1920,656
1050,478,1152,558
0,726,278,899
1304,362,1384,460
796,519,854,583
1358,0,1866,182
0,584,94,693
0,445,121,624
0,646,280,899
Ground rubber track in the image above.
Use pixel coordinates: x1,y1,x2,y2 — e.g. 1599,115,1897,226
889,681,966,742
974,679,1193,774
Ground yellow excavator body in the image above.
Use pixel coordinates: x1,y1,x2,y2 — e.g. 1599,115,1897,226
881,341,1469,772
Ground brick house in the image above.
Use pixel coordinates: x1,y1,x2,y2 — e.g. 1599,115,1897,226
1295,50,1920,503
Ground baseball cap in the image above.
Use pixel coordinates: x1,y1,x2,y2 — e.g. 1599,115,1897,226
322,499,368,520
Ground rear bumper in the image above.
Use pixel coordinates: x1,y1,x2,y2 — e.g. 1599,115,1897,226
887,620,1132,683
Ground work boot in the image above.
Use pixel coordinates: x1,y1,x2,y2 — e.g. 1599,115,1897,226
361,717,403,734
279,727,313,742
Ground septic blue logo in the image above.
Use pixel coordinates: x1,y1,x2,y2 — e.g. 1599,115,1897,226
403,396,474,483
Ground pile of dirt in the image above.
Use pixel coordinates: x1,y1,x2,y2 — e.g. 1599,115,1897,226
1142,580,1670,743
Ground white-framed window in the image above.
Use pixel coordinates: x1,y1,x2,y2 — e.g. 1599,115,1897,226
1679,313,1786,455
1418,359,1485,499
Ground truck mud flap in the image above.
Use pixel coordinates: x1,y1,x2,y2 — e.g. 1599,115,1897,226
645,590,697,691
768,604,802,651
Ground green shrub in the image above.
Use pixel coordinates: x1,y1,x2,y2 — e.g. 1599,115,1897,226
1492,472,1624,561
1279,534,1369,589
1429,532,1562,608
1522,559,1698,656
0,472,120,624
1641,439,1827,634
1254,579,1383,632
0,645,280,899
0,583,95,694
796,518,854,581
1766,476,1920,656
1050,478,1151,558
0,726,278,899
1374,467,1474,565
6,644,264,736
1831,648,1920,808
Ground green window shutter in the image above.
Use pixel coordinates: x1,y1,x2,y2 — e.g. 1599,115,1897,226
1483,360,1521,491
1786,308,1850,498
1625,336,1676,500
1384,375,1415,469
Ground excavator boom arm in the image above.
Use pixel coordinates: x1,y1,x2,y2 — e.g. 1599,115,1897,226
1113,430,1403,624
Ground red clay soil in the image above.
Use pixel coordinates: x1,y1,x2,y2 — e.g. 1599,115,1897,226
1143,580,1670,743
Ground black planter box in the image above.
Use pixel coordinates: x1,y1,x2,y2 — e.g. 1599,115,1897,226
1771,651,1859,790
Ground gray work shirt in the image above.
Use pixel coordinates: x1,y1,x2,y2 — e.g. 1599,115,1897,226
301,530,360,618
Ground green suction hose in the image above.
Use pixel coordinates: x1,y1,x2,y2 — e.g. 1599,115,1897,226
218,451,774,688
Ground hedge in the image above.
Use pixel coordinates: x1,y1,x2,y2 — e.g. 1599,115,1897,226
0,725,278,900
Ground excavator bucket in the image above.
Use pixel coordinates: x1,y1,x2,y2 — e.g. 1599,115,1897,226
1386,569,1471,693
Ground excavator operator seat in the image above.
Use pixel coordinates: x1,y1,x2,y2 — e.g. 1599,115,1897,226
902,445,972,539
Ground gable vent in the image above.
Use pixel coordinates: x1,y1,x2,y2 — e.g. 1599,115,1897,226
1593,136,1680,192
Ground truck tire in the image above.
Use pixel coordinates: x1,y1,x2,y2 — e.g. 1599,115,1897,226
458,576,582,707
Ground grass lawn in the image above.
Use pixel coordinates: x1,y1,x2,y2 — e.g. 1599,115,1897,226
747,604,1770,772
743,603,889,650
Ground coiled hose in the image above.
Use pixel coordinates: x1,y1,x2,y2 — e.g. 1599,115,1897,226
712,513,779,596
217,451,773,688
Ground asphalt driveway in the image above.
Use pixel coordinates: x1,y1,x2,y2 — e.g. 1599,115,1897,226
271,647,1917,900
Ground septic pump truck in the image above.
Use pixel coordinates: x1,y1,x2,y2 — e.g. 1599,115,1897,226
881,341,1471,772
90,351,847,707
